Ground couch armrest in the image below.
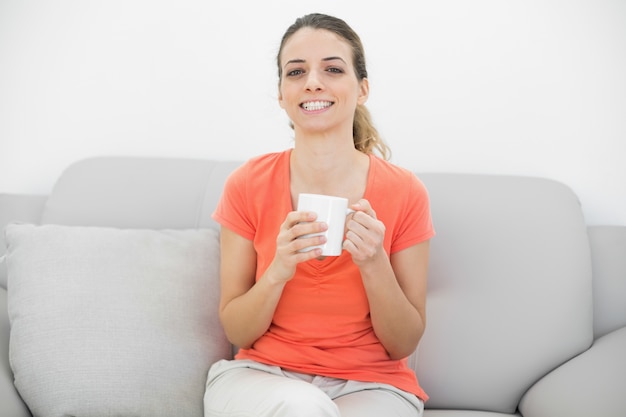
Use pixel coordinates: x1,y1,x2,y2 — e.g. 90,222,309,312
518,325,626,417
588,225,626,338
0,193,47,289
0,288,31,416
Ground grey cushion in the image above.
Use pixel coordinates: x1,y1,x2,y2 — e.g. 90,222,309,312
519,325,626,417
424,410,520,417
0,193,47,289
415,174,593,413
588,225,626,338
0,288,31,417
5,223,230,417
40,157,241,231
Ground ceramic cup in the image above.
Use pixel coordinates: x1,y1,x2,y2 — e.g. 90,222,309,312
297,193,354,256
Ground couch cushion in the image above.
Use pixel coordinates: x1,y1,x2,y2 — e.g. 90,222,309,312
5,223,231,417
0,288,31,417
415,174,593,413
0,193,47,289
519,325,626,417
40,156,242,231
424,410,521,417
588,225,626,338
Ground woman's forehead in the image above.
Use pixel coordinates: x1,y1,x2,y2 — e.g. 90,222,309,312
280,28,352,65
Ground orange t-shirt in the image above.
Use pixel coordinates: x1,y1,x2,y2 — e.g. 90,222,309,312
212,150,435,401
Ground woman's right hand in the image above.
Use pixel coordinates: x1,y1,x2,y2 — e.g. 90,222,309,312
268,210,328,283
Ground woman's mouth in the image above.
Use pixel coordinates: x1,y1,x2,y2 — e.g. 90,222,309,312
300,101,333,111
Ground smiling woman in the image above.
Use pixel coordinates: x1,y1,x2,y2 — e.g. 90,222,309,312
277,14,389,160
278,27,367,146
202,12,434,417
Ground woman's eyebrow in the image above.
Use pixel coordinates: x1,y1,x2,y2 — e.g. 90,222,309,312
284,56,347,67
285,58,305,66
322,56,346,63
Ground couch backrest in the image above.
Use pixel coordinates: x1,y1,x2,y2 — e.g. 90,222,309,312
40,156,242,230
414,173,593,413
32,157,594,413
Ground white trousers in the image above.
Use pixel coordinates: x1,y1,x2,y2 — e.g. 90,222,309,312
204,359,425,417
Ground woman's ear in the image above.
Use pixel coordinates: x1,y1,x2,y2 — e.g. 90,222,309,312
278,88,285,109
357,78,370,105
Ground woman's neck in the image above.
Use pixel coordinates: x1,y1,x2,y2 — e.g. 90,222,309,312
289,134,369,202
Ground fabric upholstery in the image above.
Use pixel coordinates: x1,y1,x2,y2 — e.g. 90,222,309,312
40,156,242,231
424,410,521,417
519,325,626,417
0,288,31,417
588,225,626,338
5,223,230,417
0,194,46,289
414,174,593,413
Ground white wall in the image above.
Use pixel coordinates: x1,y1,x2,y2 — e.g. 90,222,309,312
1,0,624,226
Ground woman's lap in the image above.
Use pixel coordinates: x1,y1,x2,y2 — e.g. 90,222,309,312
204,359,424,417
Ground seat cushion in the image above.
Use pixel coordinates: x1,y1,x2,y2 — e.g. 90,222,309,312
519,325,626,417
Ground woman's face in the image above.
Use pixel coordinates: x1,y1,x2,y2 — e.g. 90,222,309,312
278,28,368,135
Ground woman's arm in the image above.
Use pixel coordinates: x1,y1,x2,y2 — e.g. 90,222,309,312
344,201,430,360
218,210,329,349
217,227,283,349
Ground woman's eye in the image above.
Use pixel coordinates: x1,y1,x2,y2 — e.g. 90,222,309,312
286,69,304,77
327,67,344,74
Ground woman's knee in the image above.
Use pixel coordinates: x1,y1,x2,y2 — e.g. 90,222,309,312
204,363,340,417
334,388,423,417
263,381,340,417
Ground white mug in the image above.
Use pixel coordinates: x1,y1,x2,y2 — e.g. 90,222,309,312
297,193,354,256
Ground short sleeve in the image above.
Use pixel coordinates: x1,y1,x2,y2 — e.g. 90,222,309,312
212,162,256,241
390,173,435,254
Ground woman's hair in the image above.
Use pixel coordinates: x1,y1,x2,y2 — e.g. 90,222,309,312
277,13,390,160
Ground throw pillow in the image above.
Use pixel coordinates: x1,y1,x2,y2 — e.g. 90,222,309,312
4,223,230,417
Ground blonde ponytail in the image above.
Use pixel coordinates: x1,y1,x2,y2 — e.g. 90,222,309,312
353,104,390,160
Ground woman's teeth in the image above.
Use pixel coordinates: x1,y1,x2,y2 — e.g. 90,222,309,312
301,101,332,111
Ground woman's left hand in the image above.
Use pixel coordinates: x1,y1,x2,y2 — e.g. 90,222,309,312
343,199,386,265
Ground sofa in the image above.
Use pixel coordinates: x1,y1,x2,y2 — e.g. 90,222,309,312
1,156,625,417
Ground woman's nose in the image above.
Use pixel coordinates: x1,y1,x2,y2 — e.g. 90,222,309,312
304,72,323,91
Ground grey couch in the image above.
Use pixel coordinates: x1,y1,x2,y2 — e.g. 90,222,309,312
1,156,625,417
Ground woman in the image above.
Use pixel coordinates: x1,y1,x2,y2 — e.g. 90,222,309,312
204,13,434,417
